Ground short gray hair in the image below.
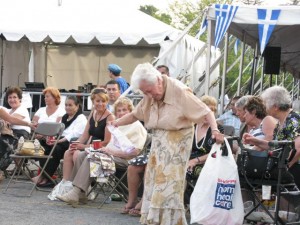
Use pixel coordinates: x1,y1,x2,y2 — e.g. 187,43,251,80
131,63,161,91
235,95,251,109
261,86,291,111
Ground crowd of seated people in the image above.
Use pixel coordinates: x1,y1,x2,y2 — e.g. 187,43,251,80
1,64,300,224
56,97,147,205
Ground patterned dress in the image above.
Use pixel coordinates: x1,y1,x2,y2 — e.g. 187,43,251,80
132,75,211,225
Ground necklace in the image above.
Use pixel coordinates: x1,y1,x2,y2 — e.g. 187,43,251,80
94,109,106,128
195,124,208,150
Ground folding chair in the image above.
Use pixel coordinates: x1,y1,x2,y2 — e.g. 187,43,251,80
238,140,300,224
93,133,152,208
4,122,65,196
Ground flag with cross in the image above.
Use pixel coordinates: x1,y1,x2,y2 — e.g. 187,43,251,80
214,4,238,48
257,9,281,54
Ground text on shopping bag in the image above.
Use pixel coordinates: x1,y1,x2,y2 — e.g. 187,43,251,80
213,178,236,210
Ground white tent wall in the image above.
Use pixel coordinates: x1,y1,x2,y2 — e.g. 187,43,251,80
46,45,159,89
157,36,220,98
0,40,47,93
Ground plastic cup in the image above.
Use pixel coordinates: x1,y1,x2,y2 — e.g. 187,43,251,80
93,140,102,150
46,136,56,145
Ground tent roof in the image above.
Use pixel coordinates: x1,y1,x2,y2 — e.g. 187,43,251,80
206,4,300,77
0,0,181,46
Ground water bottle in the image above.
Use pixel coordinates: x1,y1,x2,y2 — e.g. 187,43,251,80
17,136,24,152
33,139,40,154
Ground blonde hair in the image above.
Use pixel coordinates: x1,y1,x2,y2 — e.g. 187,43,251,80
200,95,217,113
43,87,61,105
113,97,134,116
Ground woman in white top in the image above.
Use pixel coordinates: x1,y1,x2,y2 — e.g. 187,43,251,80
32,96,87,187
32,87,65,124
5,87,31,139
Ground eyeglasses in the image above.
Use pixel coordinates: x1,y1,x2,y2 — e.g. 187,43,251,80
91,88,107,94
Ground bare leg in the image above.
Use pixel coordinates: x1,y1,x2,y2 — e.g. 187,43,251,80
124,165,145,210
63,149,79,181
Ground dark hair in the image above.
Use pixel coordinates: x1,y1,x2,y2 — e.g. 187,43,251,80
66,95,82,113
244,96,267,120
232,96,241,101
156,65,169,73
106,80,120,90
6,87,22,100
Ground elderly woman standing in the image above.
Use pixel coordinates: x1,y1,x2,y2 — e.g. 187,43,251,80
244,86,300,188
111,63,223,225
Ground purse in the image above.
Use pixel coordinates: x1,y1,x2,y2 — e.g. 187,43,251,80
15,139,45,156
237,148,294,182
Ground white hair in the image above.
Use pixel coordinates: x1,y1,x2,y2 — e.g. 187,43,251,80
261,86,292,111
131,63,162,91
235,95,252,109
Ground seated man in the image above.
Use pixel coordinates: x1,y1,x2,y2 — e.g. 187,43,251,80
57,97,147,205
217,96,241,136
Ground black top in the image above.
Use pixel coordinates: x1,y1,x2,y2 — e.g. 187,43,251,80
190,124,224,159
89,115,110,142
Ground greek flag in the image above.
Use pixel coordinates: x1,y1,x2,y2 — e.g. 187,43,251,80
257,9,281,54
234,39,240,55
214,4,238,48
195,17,208,39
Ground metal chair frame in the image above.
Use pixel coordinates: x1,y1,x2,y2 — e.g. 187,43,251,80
3,122,65,196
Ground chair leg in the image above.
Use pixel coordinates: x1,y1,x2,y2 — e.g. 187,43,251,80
98,171,128,209
4,158,26,193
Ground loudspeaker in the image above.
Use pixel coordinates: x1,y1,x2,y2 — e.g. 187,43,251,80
263,46,281,75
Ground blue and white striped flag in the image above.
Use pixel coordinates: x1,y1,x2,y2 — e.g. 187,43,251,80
257,9,281,54
195,17,208,39
214,4,238,48
234,38,240,55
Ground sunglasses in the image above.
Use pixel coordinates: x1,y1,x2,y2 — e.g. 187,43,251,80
91,88,107,94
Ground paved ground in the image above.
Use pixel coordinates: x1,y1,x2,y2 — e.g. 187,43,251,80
0,178,141,225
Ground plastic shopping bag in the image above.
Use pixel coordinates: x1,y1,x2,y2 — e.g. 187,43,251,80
47,180,73,201
190,138,244,225
107,125,135,153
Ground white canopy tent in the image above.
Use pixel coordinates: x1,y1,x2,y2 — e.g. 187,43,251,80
0,0,211,95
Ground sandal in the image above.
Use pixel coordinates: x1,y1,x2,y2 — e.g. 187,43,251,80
129,208,141,217
121,206,134,214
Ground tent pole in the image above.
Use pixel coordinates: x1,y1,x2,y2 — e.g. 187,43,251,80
237,34,245,95
220,33,229,115
250,43,259,94
0,37,4,98
44,43,48,87
205,19,212,95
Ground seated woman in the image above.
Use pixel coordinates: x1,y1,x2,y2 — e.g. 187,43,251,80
243,96,278,149
244,86,300,189
6,87,31,139
61,88,113,182
32,96,87,187
187,95,224,172
56,97,147,205
32,87,65,124
0,107,35,182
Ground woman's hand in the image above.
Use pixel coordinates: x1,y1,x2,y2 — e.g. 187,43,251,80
212,130,224,144
107,119,118,127
242,133,254,145
187,158,198,171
